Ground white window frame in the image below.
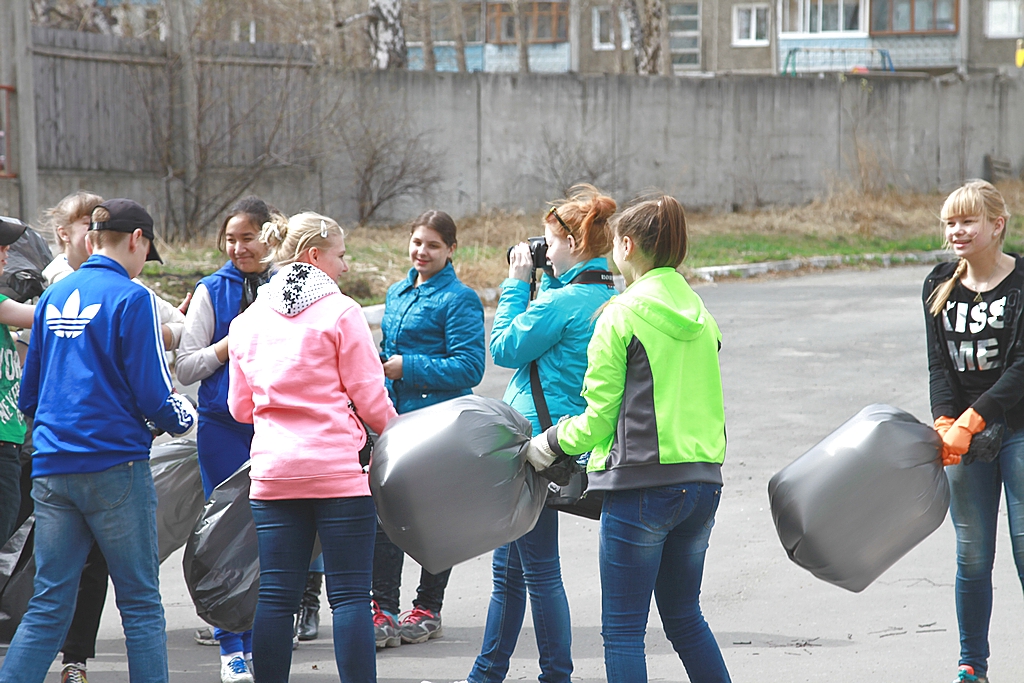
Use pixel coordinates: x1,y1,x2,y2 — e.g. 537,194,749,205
779,0,867,36
591,6,632,50
667,1,701,72
733,4,771,45
985,0,1024,37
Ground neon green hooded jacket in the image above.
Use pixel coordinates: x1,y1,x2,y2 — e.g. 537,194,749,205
545,267,727,491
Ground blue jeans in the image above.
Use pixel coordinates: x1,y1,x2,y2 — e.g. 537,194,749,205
249,496,376,683
468,507,572,683
947,425,1024,678
0,461,167,683
599,483,730,683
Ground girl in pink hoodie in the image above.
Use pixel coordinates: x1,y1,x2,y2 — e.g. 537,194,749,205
227,212,396,683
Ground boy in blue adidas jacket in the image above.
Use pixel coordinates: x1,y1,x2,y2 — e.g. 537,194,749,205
0,199,196,683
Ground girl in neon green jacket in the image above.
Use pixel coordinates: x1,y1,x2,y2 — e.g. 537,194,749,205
526,196,731,683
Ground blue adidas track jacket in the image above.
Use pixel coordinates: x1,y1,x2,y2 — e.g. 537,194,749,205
20,255,195,477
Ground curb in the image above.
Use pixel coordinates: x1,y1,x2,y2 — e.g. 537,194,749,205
360,250,953,321
691,250,953,282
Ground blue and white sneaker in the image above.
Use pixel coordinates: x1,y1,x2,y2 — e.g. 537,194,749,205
220,654,253,683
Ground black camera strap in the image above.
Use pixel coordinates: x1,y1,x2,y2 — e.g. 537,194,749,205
529,269,615,430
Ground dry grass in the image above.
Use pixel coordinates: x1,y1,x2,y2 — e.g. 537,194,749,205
140,180,1024,306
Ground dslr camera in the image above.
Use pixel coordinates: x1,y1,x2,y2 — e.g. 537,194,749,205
506,236,549,269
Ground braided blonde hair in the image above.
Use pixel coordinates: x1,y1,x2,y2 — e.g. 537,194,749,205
259,212,344,267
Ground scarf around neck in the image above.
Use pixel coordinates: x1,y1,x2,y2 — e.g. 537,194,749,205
263,262,339,317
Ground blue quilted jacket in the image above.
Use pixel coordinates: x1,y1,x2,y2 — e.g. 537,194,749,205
380,263,486,413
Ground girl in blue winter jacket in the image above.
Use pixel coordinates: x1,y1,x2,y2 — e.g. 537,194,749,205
371,210,486,648
463,185,617,683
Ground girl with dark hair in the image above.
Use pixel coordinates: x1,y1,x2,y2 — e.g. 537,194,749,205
459,185,617,683
525,194,731,683
371,210,486,648
922,180,1021,683
177,195,278,683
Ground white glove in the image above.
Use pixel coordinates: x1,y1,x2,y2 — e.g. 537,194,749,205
523,433,557,472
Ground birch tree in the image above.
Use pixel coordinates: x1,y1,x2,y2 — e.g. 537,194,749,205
368,0,406,69
624,0,662,74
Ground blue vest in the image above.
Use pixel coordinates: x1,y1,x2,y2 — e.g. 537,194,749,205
197,262,244,421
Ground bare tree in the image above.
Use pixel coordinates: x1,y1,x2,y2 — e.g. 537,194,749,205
31,0,117,33
532,126,623,197
511,0,530,73
624,0,663,74
332,101,442,223
417,0,435,71
368,0,407,68
447,0,467,72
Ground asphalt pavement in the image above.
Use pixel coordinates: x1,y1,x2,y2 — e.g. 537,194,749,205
9,264,1024,682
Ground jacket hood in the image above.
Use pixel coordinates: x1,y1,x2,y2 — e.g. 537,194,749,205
263,262,339,317
614,267,708,341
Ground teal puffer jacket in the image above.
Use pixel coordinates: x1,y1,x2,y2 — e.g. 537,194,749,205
490,258,616,437
380,263,486,414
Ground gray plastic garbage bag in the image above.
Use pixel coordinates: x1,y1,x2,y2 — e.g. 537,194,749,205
151,438,204,563
370,395,546,575
768,403,949,592
0,516,35,643
183,461,259,633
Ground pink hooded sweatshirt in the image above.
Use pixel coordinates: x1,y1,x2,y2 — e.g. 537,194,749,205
227,262,397,500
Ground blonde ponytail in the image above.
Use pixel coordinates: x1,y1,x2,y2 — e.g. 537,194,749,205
927,258,968,317
259,212,341,267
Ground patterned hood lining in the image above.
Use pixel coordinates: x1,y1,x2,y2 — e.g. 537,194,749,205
264,262,339,317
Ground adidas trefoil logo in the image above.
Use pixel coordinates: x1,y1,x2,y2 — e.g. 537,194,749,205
46,290,102,339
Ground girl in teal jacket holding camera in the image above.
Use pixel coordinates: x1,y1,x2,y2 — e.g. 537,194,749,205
463,185,617,683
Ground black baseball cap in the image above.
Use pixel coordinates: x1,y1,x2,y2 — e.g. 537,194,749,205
89,198,162,263
0,216,28,247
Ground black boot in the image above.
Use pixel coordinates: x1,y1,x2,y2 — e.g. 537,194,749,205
295,572,322,641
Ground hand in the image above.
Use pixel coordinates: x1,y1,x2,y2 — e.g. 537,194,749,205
177,291,193,315
523,433,556,471
941,408,986,466
934,416,957,465
382,355,403,380
934,416,955,439
214,336,230,364
508,244,534,283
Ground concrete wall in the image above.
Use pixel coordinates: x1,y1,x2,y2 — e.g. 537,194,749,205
18,25,1024,233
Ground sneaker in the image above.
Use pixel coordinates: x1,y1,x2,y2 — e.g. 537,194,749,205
220,655,254,683
955,666,989,683
60,662,88,683
194,626,219,646
399,606,443,644
372,600,401,649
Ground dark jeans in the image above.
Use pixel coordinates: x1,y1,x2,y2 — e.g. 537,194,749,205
947,426,1024,678
61,544,109,663
372,523,451,615
0,442,20,545
250,496,376,683
600,483,730,683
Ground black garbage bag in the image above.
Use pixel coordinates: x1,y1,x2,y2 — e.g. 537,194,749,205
370,395,547,575
151,438,204,563
768,404,949,592
182,461,259,634
0,223,52,302
0,516,35,643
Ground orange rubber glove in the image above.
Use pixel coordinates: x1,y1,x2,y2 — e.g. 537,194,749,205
940,408,986,466
934,416,955,439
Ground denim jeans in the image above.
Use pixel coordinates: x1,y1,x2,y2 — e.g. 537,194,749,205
0,442,20,545
372,523,451,615
0,460,167,683
468,507,572,683
249,496,376,683
599,483,730,683
946,425,1024,678
61,542,109,664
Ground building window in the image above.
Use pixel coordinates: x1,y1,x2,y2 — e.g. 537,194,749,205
782,0,863,32
406,2,484,43
870,0,957,33
592,7,631,49
733,4,770,44
486,2,569,43
667,2,700,70
986,0,1023,37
